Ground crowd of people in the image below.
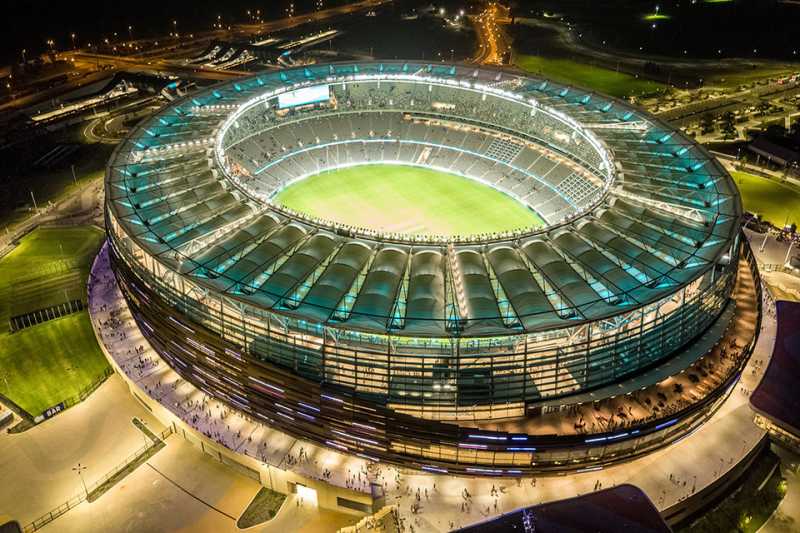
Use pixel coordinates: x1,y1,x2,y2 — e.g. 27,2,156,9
87,243,775,533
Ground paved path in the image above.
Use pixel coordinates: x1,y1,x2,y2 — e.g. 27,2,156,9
760,447,800,533
41,440,258,533
0,375,163,524
41,438,358,533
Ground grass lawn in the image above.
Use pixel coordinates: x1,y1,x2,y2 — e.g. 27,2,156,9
0,226,105,329
273,164,544,236
643,13,671,21
0,141,112,229
514,54,665,99
237,487,287,528
731,171,800,227
0,312,109,417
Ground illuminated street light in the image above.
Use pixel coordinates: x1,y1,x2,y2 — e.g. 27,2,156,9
73,463,88,498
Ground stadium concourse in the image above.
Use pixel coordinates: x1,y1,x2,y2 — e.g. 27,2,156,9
89,241,772,530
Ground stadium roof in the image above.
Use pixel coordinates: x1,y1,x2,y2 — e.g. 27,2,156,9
106,61,741,337
457,484,670,533
750,299,800,436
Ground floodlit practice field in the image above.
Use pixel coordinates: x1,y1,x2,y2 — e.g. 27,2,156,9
731,171,800,227
273,164,545,236
0,312,109,416
515,54,665,99
0,226,109,417
0,226,105,330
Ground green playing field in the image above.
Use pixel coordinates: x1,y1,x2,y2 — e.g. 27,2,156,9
731,171,800,227
0,226,109,417
272,164,545,236
0,226,105,330
0,312,109,417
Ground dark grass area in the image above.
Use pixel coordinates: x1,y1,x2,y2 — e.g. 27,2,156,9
236,487,287,529
0,128,112,228
334,4,475,62
677,448,786,533
514,0,798,62
507,16,796,90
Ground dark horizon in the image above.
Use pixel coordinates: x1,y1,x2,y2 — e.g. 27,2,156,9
0,0,351,65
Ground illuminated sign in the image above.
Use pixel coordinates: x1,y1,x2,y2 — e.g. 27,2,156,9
278,85,330,108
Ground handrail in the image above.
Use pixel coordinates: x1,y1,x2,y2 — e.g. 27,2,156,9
22,426,173,532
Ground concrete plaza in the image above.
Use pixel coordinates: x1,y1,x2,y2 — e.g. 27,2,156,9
0,375,163,525
84,236,779,531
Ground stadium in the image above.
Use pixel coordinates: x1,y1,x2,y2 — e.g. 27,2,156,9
105,61,747,476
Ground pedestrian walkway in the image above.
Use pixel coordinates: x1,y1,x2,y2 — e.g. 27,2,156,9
89,245,372,495
88,243,776,531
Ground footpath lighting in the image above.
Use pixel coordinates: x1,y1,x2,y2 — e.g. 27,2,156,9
73,463,88,498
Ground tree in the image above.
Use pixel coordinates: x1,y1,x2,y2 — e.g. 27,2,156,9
720,112,737,139
700,113,715,135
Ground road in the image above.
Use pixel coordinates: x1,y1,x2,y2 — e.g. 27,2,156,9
68,51,249,81
472,3,510,65
64,0,388,81
6,0,388,110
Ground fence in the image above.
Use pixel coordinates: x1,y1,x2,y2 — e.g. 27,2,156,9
22,426,173,532
29,366,116,425
337,505,399,533
10,299,86,332
62,366,116,411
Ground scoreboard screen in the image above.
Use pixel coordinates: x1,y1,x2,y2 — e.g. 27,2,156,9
278,85,330,108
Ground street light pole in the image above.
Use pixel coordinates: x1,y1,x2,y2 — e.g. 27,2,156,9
73,463,88,498
784,240,794,266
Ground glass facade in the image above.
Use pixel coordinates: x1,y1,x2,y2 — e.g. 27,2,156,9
108,211,736,420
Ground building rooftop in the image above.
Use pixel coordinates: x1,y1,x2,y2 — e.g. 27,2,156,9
458,484,670,533
750,299,800,436
106,61,741,337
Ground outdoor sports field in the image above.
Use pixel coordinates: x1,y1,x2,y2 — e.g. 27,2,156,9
0,226,109,417
515,54,665,99
0,313,108,416
0,226,105,329
273,164,544,236
731,171,800,227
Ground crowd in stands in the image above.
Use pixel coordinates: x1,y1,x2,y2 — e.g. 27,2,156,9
220,79,612,229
